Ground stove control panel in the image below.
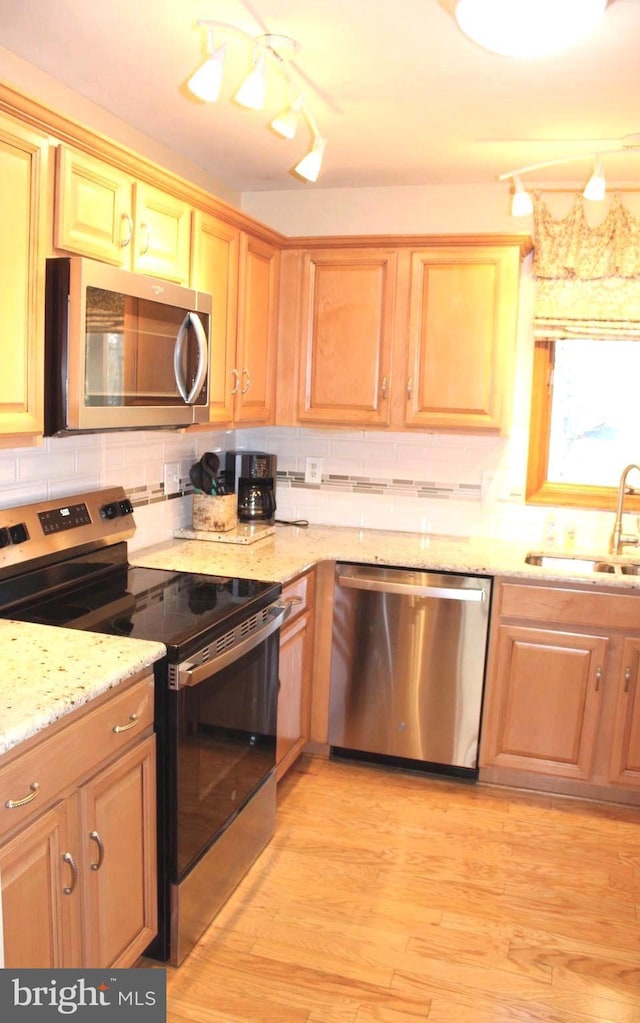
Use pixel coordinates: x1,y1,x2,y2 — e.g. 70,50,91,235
38,503,91,535
0,487,135,580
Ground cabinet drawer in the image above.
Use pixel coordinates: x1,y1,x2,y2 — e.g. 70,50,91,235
500,583,640,631
281,571,313,626
0,675,154,839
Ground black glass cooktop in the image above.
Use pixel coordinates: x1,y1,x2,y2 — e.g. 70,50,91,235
0,543,280,658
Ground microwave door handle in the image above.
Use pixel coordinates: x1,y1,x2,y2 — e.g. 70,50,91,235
174,312,208,404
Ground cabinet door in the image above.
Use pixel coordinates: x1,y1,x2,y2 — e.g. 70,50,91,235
235,233,279,424
481,625,608,780
404,245,520,431
297,249,396,426
277,612,312,780
133,183,192,284
0,115,48,440
0,802,77,968
609,637,640,787
193,211,239,424
54,145,133,265
79,736,157,968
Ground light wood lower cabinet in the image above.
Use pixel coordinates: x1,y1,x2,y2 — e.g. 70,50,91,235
480,580,640,802
276,570,315,780
0,673,157,968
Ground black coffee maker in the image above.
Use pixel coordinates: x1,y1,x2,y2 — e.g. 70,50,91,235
224,451,277,524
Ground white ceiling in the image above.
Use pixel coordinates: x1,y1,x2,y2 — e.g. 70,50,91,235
0,0,639,193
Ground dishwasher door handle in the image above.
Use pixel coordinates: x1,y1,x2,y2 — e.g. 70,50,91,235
336,572,486,602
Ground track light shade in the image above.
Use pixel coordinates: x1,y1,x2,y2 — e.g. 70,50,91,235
271,97,303,140
235,53,267,110
454,0,608,58
511,176,533,216
583,158,606,201
188,44,227,102
294,136,327,183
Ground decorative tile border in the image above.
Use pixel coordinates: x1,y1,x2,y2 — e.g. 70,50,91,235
276,470,481,502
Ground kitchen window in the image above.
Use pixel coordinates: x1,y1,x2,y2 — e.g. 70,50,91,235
526,337,640,510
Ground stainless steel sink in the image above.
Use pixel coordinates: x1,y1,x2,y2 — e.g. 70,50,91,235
525,553,640,575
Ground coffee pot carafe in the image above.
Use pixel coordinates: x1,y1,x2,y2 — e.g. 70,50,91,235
225,451,277,524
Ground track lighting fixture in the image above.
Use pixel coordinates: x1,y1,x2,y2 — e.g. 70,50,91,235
186,20,326,183
500,135,640,216
453,0,609,59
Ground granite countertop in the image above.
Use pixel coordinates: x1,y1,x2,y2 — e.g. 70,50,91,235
129,523,640,591
0,621,165,757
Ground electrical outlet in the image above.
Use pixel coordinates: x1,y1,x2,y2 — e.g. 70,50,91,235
163,461,181,496
305,457,323,485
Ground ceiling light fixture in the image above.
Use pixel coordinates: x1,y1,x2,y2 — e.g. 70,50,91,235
186,20,326,183
234,51,267,111
499,135,640,215
454,0,609,59
187,30,227,102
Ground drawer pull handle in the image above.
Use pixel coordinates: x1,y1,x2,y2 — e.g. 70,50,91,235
231,368,240,395
241,368,251,394
595,667,602,691
624,666,632,693
284,596,304,606
139,222,151,256
89,830,105,871
112,713,139,734
381,375,388,399
5,781,40,809
406,376,412,399
62,852,78,895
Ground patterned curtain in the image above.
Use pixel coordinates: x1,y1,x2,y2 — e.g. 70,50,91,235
532,192,640,339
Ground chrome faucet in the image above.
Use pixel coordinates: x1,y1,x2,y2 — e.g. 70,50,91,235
609,463,640,555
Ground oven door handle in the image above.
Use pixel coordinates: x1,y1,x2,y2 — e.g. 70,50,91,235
176,600,292,688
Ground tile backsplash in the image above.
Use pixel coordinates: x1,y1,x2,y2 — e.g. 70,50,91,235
0,424,617,554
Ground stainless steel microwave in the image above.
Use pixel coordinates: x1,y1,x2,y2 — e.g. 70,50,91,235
44,257,211,434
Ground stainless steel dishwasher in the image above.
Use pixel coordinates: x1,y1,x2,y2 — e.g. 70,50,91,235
328,563,492,775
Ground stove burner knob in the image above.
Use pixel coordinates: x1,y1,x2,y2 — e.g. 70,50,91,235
0,526,10,548
119,499,134,516
9,523,29,545
101,502,119,520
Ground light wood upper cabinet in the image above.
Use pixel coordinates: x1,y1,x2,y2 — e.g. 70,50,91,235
278,237,526,432
193,215,278,426
296,249,397,426
234,232,279,425
404,245,521,431
0,114,48,443
55,145,192,284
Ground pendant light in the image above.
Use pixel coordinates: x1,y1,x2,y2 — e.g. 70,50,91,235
235,52,267,111
271,95,304,140
510,175,533,216
583,158,606,201
187,36,227,103
294,136,327,183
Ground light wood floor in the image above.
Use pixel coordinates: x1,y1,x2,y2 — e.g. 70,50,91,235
162,756,640,1023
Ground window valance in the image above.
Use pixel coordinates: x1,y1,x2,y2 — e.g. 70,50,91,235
532,192,640,339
